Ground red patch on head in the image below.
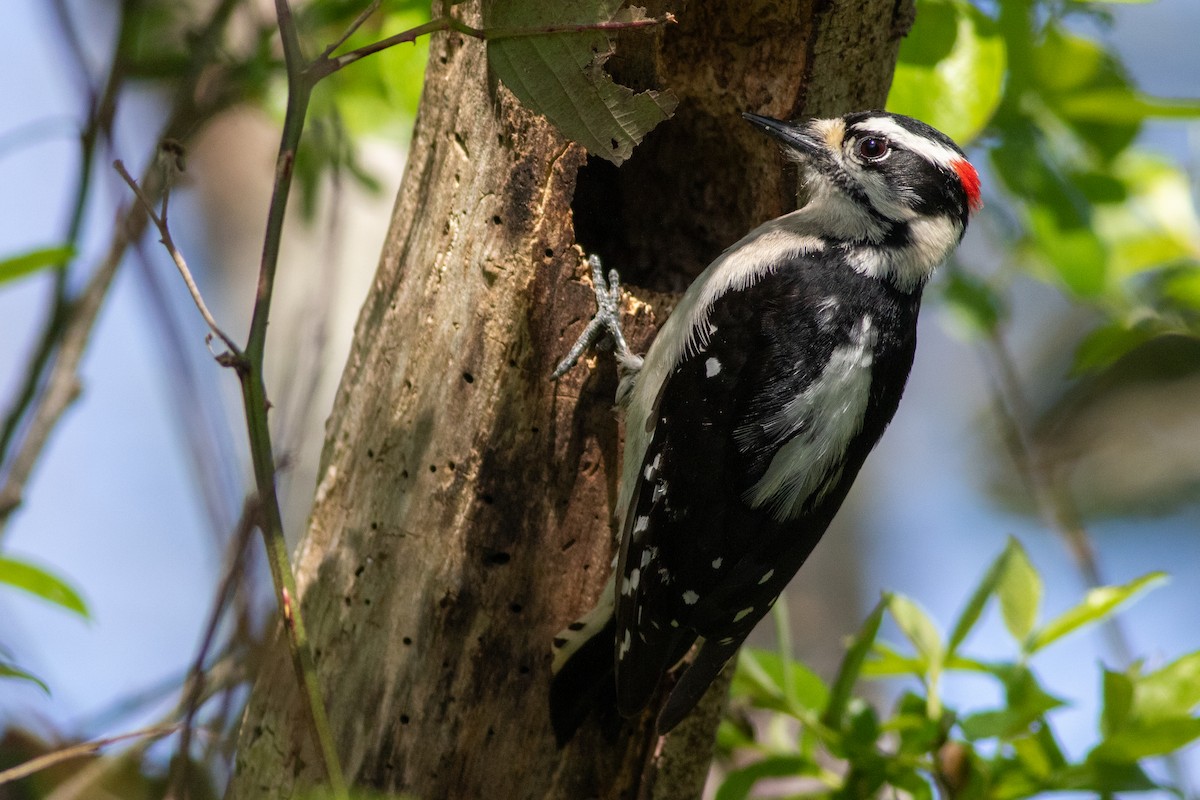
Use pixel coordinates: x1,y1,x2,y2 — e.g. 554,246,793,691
952,158,983,214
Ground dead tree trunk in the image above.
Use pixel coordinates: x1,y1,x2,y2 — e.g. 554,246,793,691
228,2,913,797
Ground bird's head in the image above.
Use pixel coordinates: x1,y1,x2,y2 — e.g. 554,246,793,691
743,110,981,288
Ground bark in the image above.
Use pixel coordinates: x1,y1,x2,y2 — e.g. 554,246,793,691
228,1,913,798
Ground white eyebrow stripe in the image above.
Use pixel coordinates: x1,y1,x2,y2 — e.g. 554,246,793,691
854,116,963,172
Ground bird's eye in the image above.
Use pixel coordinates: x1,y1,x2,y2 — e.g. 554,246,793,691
857,136,889,161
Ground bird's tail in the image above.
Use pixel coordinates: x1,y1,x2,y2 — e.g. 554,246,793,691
549,582,617,745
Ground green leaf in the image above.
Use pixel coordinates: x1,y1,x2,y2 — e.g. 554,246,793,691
0,659,50,693
731,648,829,715
1046,761,1158,794
484,0,677,165
1101,668,1134,737
0,557,89,618
940,268,1006,341
995,538,1040,644
888,0,1005,144
888,594,944,665
0,245,73,284
715,754,818,800
1026,572,1166,653
1129,651,1200,724
947,537,1014,655
825,597,886,728
1026,204,1109,297
1071,320,1165,376
1090,717,1200,763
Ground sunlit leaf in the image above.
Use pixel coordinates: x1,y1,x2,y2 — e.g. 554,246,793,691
1090,717,1200,763
0,557,89,618
1026,572,1166,653
0,245,73,284
996,538,1040,644
484,0,677,165
888,0,1005,144
1128,651,1200,724
889,594,944,665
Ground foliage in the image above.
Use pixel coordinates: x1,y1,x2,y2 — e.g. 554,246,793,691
0,556,89,693
890,0,1200,373
717,539,1198,798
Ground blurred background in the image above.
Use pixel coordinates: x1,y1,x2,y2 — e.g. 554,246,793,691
0,0,1198,797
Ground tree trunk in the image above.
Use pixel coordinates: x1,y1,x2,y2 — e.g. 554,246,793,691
228,1,913,797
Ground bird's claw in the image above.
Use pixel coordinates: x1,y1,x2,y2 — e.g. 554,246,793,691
552,255,631,380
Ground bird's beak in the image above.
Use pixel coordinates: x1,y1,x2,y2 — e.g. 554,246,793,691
741,113,824,158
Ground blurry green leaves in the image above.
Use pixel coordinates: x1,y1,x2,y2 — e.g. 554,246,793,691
890,0,1200,375
483,0,676,165
0,556,89,693
719,538,1194,798
0,246,73,285
0,556,89,619
889,0,1005,143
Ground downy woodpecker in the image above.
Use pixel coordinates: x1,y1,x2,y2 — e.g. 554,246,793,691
549,110,982,742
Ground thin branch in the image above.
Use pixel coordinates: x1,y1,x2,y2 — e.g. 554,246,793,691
113,159,243,358
317,0,382,59
311,9,677,79
171,496,260,799
0,724,180,787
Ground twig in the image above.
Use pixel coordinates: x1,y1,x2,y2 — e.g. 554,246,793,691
172,496,261,799
113,159,243,359
311,9,677,79
0,723,180,786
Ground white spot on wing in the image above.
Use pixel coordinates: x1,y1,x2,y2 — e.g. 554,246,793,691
629,568,640,590
733,607,754,622
682,590,699,605
618,628,631,660
633,516,649,535
711,557,723,569
758,569,775,585
705,357,721,377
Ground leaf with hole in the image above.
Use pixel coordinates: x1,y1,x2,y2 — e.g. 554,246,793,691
484,0,676,165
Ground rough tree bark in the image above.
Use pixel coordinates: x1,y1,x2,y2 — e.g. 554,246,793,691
229,1,913,797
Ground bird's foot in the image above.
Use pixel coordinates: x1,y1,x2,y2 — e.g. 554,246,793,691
552,255,635,380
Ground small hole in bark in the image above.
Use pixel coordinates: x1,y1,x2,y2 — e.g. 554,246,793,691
518,664,530,675
355,565,365,576
509,602,523,614
492,214,502,225
367,448,374,458
401,470,409,479
531,426,540,434
364,598,371,606
462,371,474,383
544,247,554,258
448,461,456,471
481,493,495,505
400,714,410,724
403,636,412,645
369,522,377,531
429,464,437,473
483,550,511,566
343,596,351,606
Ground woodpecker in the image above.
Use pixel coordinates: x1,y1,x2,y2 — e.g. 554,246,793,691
549,110,982,742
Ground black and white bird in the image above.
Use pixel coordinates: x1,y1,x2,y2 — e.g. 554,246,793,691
549,110,982,742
